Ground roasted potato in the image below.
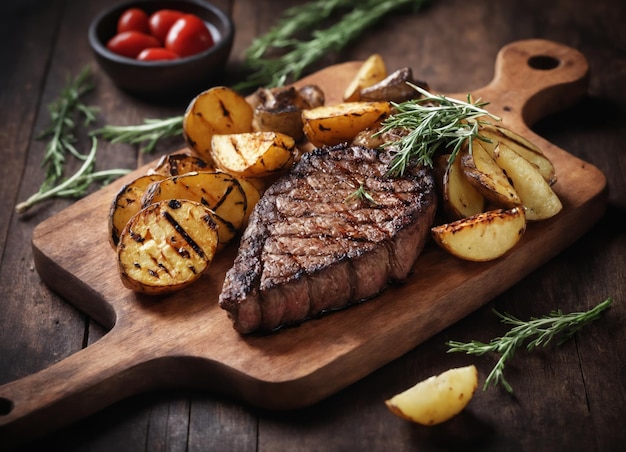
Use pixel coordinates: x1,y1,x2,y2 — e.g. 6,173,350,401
386,365,478,426
108,173,166,248
302,101,392,147
460,140,522,208
479,124,556,185
359,67,428,103
492,142,562,221
439,153,486,220
252,85,325,141
211,131,296,178
431,207,526,261
343,53,387,102
117,199,219,294
148,152,214,177
183,86,254,163
141,171,250,247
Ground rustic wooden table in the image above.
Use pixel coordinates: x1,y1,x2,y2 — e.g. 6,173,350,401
1,0,624,450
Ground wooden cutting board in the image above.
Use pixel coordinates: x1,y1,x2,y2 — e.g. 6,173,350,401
0,39,607,444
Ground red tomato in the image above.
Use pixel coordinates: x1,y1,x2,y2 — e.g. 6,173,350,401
106,31,161,59
117,8,150,34
149,9,186,44
137,47,180,61
165,14,214,58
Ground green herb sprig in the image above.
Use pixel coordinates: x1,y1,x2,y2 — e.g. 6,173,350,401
377,84,500,176
446,297,613,393
91,116,183,154
236,0,430,90
16,67,131,214
344,181,378,205
16,138,130,214
37,66,99,189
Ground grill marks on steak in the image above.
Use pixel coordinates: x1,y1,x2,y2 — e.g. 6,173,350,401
219,144,437,334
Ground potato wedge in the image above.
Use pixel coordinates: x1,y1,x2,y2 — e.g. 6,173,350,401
183,86,254,163
117,199,219,294
210,131,296,178
148,152,214,177
461,140,521,208
386,365,478,426
141,172,249,247
302,101,391,147
493,142,562,221
252,85,325,141
343,53,387,102
431,207,526,261
441,154,486,220
108,173,166,248
359,67,427,103
479,124,556,185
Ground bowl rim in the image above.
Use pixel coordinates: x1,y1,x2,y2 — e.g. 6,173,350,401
88,0,234,67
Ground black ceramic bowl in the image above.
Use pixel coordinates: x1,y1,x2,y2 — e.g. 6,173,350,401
88,0,234,101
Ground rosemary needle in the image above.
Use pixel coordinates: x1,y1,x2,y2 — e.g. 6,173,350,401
446,297,613,393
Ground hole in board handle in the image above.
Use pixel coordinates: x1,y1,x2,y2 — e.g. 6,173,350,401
0,397,13,415
528,55,560,70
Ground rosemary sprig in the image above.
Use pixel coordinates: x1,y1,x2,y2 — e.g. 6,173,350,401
447,297,613,393
16,138,131,214
90,116,183,154
37,66,99,189
344,181,378,205
378,84,500,176
236,0,430,90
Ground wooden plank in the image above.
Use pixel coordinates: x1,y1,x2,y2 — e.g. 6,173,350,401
0,39,608,447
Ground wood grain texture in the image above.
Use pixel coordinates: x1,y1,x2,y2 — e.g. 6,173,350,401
0,39,607,447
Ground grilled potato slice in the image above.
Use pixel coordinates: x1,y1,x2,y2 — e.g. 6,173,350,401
108,173,166,248
440,154,486,220
302,101,392,147
386,365,478,426
431,207,526,261
492,142,562,221
479,124,556,185
183,86,254,163
117,199,219,294
148,152,214,177
211,131,296,178
141,172,249,247
343,53,387,102
461,140,522,208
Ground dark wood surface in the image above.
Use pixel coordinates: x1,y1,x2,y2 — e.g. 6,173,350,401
1,0,624,451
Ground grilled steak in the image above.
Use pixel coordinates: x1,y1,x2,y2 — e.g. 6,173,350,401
219,144,437,334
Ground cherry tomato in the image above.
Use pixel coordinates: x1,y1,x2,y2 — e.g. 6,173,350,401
148,9,186,44
137,47,180,61
106,31,161,59
165,14,214,57
117,7,150,34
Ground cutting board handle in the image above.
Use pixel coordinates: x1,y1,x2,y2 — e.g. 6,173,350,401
452,39,590,130
0,326,152,448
